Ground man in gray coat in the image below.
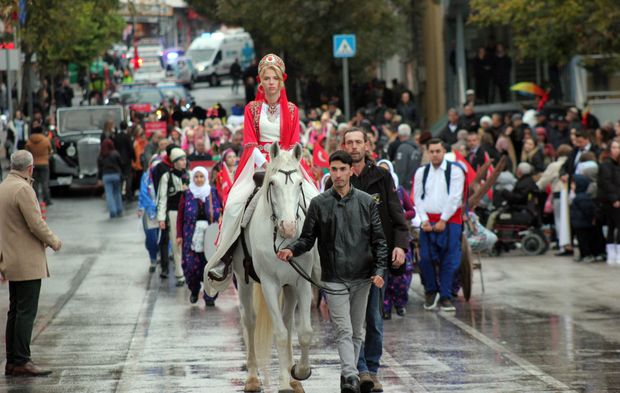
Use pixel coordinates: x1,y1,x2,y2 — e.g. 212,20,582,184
393,123,421,191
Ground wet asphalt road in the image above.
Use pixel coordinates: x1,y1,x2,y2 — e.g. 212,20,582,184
0,196,619,393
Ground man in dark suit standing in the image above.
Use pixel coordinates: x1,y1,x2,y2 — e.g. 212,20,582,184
466,132,487,171
561,129,600,183
440,108,462,146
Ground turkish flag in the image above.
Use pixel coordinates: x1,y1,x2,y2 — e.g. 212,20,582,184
452,150,476,186
313,134,329,168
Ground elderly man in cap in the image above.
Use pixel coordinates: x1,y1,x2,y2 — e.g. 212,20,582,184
0,150,62,376
393,123,421,190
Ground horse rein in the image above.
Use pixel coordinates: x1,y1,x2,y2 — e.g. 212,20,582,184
266,168,372,296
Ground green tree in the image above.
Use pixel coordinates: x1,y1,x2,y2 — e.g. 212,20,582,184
2,0,124,110
186,0,410,86
469,0,620,68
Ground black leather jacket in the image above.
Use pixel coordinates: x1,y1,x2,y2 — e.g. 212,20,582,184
287,187,388,283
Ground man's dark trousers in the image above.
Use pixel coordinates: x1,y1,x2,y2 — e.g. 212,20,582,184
6,279,41,365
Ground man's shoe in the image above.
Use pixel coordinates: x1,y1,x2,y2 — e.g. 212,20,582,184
189,293,199,304
439,298,456,312
370,374,383,392
396,307,406,317
11,362,52,377
175,277,185,287
5,363,14,376
382,311,391,320
159,271,168,279
359,372,374,393
555,250,574,257
341,375,360,393
423,292,439,311
205,298,215,307
582,256,595,264
207,260,229,281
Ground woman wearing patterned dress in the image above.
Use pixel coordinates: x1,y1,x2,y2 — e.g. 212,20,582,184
377,159,416,319
177,167,222,305
205,54,316,290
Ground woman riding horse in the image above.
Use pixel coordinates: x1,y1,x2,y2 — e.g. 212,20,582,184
205,54,315,288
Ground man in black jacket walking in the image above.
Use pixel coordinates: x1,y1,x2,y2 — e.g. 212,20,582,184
278,150,386,393
342,127,409,392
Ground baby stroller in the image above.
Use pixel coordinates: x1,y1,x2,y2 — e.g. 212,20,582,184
491,190,549,255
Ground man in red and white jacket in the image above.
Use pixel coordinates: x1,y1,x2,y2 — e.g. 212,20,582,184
413,138,465,312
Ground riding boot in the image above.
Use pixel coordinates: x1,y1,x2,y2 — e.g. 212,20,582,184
208,245,235,281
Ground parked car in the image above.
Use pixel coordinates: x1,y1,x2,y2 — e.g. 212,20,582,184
51,106,124,187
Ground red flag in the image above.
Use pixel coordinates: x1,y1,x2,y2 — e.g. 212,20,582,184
483,151,494,200
313,134,329,168
452,150,476,186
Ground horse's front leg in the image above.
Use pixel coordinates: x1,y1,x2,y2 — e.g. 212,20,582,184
233,257,260,392
282,285,296,371
260,281,292,391
291,279,313,382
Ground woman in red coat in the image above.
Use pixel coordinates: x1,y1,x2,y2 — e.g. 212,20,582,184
205,54,316,287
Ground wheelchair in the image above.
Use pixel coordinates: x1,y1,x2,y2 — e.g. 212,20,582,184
490,191,549,256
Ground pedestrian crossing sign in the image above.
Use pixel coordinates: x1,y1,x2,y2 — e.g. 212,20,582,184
333,34,356,58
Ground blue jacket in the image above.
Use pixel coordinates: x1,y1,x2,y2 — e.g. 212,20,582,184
138,172,158,220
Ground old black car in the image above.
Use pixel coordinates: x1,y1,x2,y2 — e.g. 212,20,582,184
51,105,124,187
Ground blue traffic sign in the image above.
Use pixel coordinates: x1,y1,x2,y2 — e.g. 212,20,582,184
333,34,356,58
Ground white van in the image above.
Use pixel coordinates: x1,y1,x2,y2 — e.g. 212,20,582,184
187,28,255,86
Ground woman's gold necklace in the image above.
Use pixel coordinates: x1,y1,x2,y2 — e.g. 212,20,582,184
267,103,279,122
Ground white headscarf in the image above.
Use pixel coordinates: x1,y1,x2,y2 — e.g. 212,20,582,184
377,159,399,188
190,166,211,201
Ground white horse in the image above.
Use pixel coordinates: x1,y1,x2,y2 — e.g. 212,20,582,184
233,143,319,393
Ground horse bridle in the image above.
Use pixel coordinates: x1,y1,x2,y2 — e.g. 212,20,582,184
266,168,308,254
265,168,372,296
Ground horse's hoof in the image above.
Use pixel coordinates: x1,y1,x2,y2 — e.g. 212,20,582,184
290,364,312,381
290,380,305,393
244,376,261,392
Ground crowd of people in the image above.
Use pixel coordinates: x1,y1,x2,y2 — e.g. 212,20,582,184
2,49,620,390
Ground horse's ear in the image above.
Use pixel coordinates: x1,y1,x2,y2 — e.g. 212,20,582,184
270,142,280,159
293,143,303,162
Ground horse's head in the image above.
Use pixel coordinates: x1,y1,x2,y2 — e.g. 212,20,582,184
265,143,305,239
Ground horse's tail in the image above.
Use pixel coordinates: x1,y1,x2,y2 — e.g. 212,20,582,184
253,284,273,372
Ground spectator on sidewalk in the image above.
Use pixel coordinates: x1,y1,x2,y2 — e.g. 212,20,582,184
570,175,602,263
439,108,461,146
98,139,124,218
0,150,62,377
393,124,421,191
25,125,53,206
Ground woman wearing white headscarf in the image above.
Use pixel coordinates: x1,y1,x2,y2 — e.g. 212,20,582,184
176,167,222,306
